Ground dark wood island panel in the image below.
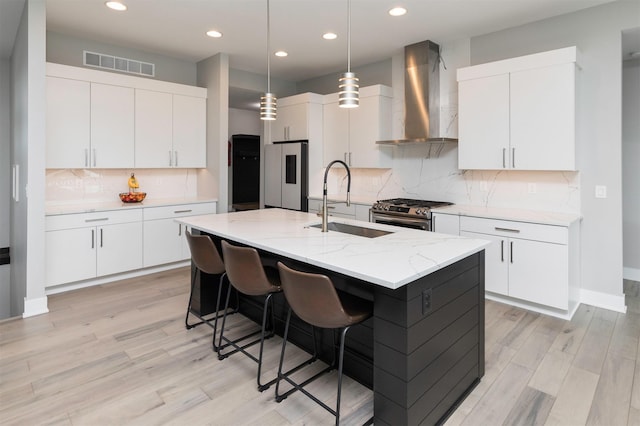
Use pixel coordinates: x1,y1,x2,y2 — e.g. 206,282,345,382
194,230,484,425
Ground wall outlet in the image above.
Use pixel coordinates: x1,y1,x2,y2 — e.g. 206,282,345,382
595,185,607,199
422,288,432,315
528,183,537,194
480,181,488,192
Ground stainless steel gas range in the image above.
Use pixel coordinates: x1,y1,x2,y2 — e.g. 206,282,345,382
370,198,453,231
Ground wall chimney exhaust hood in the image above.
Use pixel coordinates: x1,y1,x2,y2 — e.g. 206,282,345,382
377,40,457,145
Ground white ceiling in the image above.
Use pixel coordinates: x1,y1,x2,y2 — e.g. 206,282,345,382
39,0,618,82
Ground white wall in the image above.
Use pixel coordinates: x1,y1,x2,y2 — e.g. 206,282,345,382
623,56,640,280
0,58,11,319
297,58,392,94
468,1,640,305
197,53,229,213
46,31,197,86
11,0,48,318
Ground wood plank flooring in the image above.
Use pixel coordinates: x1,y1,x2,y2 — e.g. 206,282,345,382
1,269,638,426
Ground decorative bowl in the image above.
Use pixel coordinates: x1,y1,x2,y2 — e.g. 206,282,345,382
119,192,147,203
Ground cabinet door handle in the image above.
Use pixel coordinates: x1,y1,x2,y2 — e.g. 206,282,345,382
174,151,178,167
510,241,514,263
432,215,436,231
92,149,96,167
169,150,173,167
85,218,109,223
174,209,192,214
178,223,182,236
100,228,103,248
495,227,520,233
500,240,504,262
512,147,516,168
502,148,506,168
91,229,95,249
84,149,89,167
348,152,352,166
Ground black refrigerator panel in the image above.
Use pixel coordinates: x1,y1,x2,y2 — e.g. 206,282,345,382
264,141,308,212
232,135,260,207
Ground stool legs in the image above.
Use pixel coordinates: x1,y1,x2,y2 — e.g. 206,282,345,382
275,308,350,426
216,289,279,391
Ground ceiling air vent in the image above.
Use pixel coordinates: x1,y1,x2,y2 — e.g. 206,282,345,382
83,51,155,77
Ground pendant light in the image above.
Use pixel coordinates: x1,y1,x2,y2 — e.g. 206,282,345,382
338,0,359,108
260,0,277,120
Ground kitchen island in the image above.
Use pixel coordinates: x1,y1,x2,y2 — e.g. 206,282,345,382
178,208,489,425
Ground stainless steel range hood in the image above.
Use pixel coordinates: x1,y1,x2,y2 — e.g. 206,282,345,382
377,40,457,145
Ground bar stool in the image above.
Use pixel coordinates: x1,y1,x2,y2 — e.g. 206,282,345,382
184,230,237,352
216,240,282,391
275,262,373,426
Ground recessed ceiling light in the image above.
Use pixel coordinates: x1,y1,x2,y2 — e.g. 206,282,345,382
323,32,338,40
388,7,407,17
275,51,288,57
105,1,127,11
206,30,223,38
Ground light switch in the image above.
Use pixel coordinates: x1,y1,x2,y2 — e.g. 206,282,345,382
528,183,537,194
480,181,488,192
595,185,607,199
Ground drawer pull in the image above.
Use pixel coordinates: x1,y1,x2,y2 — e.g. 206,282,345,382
495,227,520,233
85,218,109,223
510,241,514,263
174,209,193,214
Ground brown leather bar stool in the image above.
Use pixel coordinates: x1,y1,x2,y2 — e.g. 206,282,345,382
275,262,373,426
184,230,238,352
216,240,282,391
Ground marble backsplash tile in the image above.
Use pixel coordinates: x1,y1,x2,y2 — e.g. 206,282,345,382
323,146,580,214
46,169,198,204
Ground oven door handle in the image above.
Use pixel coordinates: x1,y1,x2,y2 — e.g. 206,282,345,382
371,212,430,229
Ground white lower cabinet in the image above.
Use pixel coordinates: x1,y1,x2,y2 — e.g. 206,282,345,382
308,199,370,222
460,216,572,310
45,210,143,287
432,212,460,235
45,201,217,288
143,202,217,267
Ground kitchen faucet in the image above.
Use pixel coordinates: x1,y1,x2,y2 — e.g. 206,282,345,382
322,160,351,232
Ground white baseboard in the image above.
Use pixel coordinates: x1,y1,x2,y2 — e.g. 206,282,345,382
580,288,627,313
23,296,49,318
45,261,190,295
623,267,640,282
485,293,579,320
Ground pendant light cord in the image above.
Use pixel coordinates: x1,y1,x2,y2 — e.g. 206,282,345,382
266,0,271,93
347,0,351,73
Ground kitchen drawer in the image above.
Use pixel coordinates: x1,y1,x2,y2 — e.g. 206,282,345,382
459,216,567,244
143,202,216,221
46,209,143,231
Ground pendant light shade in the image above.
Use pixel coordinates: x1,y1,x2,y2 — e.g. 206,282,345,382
260,0,277,120
339,0,359,108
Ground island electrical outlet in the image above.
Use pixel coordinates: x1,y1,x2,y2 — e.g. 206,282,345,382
422,288,432,315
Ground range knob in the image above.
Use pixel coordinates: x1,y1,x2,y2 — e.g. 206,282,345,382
416,209,422,215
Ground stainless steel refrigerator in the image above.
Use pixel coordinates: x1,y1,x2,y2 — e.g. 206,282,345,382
264,140,308,212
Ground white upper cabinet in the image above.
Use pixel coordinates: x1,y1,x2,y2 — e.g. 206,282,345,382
135,91,206,168
134,89,173,168
267,93,323,143
91,82,135,168
323,85,393,167
457,47,578,171
172,95,206,168
46,76,91,169
46,63,207,170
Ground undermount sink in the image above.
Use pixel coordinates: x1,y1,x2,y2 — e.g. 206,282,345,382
309,222,393,238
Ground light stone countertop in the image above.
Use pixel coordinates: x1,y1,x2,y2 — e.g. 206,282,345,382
177,208,490,289
46,197,218,216
431,204,582,227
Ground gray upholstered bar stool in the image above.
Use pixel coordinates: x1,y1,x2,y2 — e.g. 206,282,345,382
216,240,282,391
275,262,373,426
184,230,237,352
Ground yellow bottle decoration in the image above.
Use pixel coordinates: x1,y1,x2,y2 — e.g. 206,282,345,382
128,173,139,193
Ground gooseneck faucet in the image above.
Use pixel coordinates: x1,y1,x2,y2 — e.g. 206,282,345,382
322,160,351,232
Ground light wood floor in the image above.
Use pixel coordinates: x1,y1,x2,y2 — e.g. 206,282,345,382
1,268,638,426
